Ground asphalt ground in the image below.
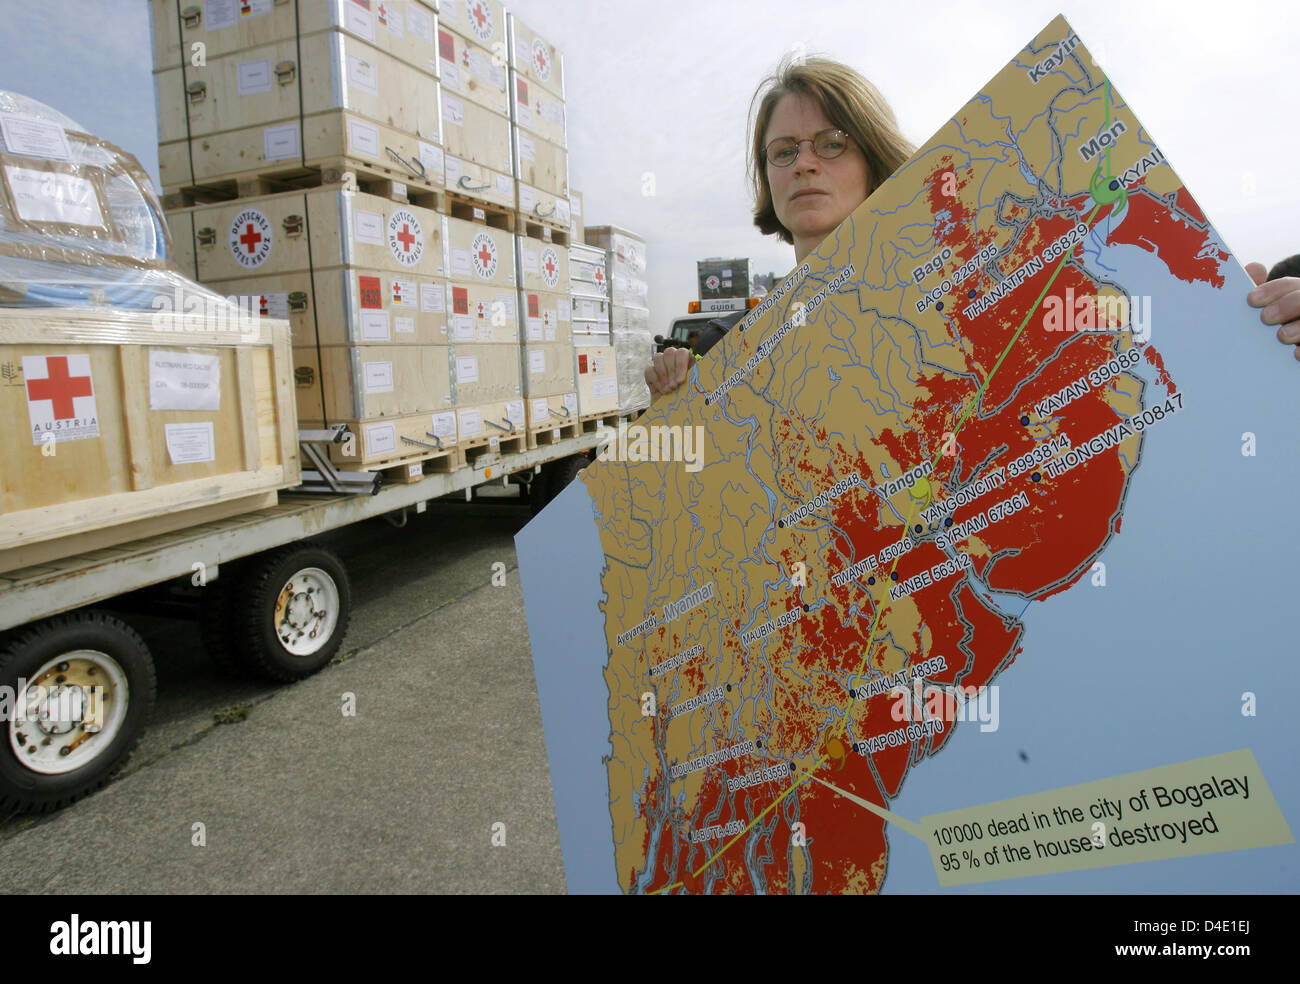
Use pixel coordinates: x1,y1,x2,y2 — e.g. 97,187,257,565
0,490,568,894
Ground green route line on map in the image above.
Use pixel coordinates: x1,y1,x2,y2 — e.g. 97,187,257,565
658,161,1121,893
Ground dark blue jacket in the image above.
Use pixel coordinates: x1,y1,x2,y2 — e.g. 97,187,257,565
691,308,748,357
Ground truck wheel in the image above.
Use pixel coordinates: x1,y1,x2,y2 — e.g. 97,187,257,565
531,454,590,515
234,545,351,682
0,611,156,813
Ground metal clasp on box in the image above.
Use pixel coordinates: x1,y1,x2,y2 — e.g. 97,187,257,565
282,213,303,237
274,60,297,85
181,5,201,28
294,366,315,386
196,226,216,247
186,81,206,104
288,291,309,312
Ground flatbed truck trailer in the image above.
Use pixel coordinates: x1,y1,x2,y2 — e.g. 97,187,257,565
0,429,604,812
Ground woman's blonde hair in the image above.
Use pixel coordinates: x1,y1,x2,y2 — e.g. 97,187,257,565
749,56,915,245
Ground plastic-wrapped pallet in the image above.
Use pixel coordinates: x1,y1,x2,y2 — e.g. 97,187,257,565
585,224,650,413
0,92,298,570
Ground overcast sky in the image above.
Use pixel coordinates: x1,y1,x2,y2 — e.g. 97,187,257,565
0,0,1296,333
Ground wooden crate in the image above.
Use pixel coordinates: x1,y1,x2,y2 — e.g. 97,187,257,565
510,72,567,148
519,289,572,345
451,343,522,406
568,241,606,295
586,225,648,308
440,93,516,211
435,21,508,116
157,29,441,192
574,343,619,416
521,342,577,400
446,281,520,344
456,399,528,457
569,189,585,244
525,396,581,449
514,129,568,200
149,0,439,75
507,12,565,101
438,0,509,72
444,213,517,289
518,238,568,294
305,407,460,471
0,307,297,573
296,343,453,421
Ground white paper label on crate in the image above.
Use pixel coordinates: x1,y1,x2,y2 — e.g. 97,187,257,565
419,281,444,313
23,354,98,445
259,291,289,319
544,318,556,342
365,421,397,455
204,0,238,31
387,208,424,266
451,247,471,278
149,349,220,412
407,4,432,43
378,2,402,37
562,391,578,415
347,54,380,97
0,114,72,161
392,180,407,199
228,208,273,268
360,310,390,341
456,355,478,383
518,248,538,278
516,183,535,213
164,421,215,465
518,131,536,162
394,316,414,335
432,410,456,439
263,123,300,162
418,141,443,178
496,293,514,319
525,318,542,342
237,59,272,96
347,118,381,159
363,361,394,394
555,199,570,224
441,93,464,127
391,277,416,306
494,173,511,197
342,0,376,41
476,319,492,341
531,398,548,421
439,0,458,24
570,195,582,217
557,298,570,322
3,166,105,228
506,400,525,427
353,208,384,246
488,61,506,90
458,407,481,436
470,231,498,280
439,60,461,91
529,349,546,375
467,47,487,81
444,154,463,187
452,315,474,340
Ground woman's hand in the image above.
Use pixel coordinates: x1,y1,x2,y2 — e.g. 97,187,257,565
645,347,693,402
1246,262,1300,361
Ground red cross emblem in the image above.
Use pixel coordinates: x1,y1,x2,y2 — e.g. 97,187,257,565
476,301,486,320
544,255,556,279
594,267,604,286
260,295,269,315
239,223,262,253
478,242,494,267
27,356,93,420
393,282,403,300
535,48,547,73
397,224,415,252
471,1,487,30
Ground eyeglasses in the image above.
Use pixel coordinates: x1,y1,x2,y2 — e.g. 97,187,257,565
764,128,851,167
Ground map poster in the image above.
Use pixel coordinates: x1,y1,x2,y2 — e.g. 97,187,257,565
516,15,1297,894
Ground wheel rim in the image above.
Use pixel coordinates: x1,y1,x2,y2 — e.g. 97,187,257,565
7,650,130,776
273,566,340,658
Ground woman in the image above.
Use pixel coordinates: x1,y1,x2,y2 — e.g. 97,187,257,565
644,56,1300,400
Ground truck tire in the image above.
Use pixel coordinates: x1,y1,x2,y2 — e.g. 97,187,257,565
530,454,590,516
0,611,156,813
232,545,351,682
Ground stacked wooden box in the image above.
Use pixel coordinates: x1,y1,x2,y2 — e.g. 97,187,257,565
585,224,651,414
568,241,618,419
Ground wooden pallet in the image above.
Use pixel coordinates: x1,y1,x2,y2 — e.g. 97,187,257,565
446,191,517,233
519,217,571,246
380,445,468,483
163,158,445,211
580,411,622,435
527,419,583,450
462,431,528,465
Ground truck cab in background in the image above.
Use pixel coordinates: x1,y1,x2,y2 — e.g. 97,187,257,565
655,257,762,353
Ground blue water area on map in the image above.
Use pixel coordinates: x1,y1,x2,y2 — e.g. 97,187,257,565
515,479,618,894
